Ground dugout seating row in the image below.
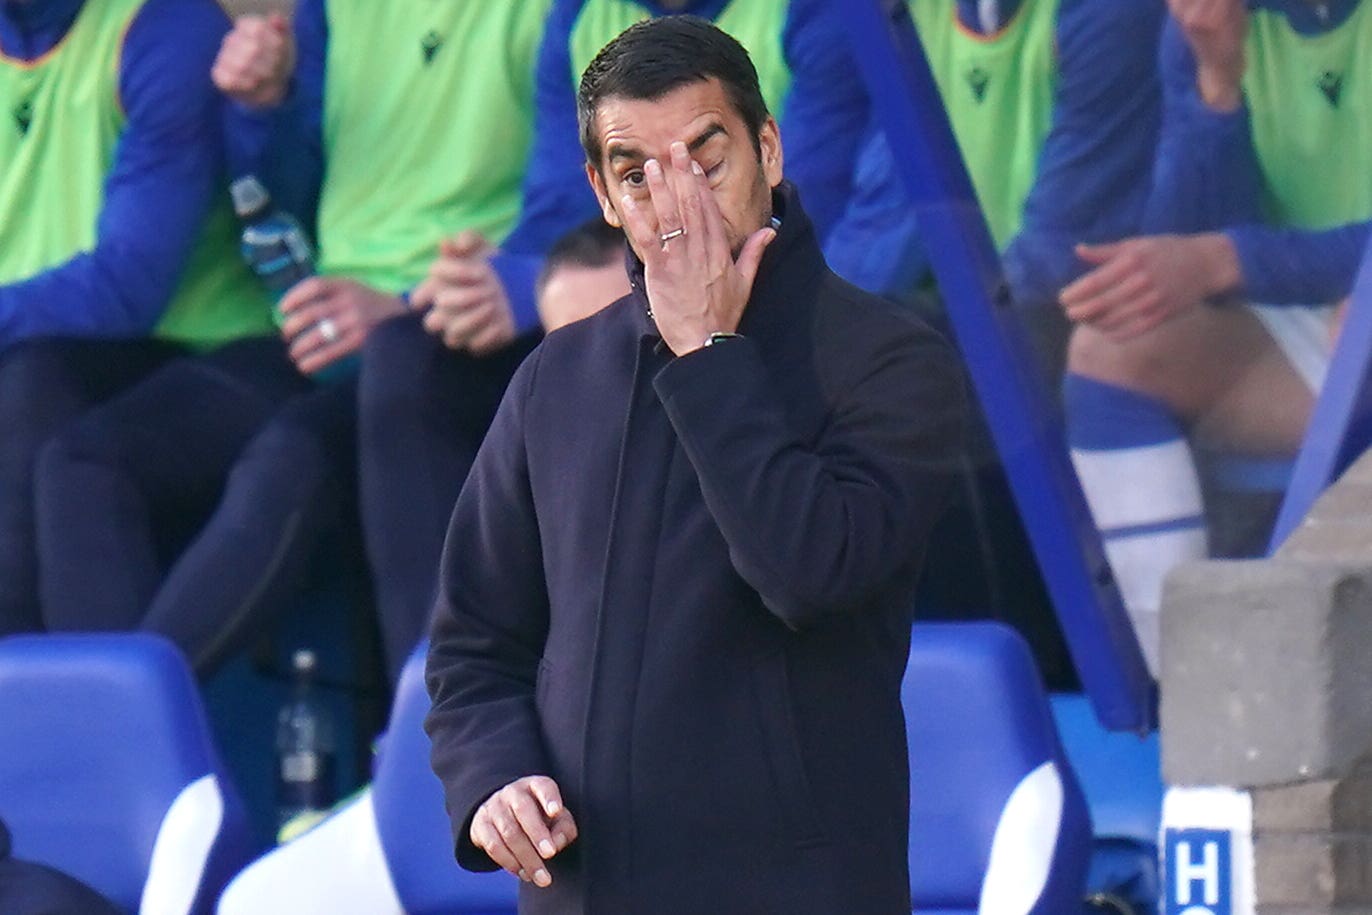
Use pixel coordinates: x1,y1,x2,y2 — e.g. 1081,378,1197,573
0,623,1160,914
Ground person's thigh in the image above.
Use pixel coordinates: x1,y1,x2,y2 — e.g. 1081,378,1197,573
40,337,308,523
141,378,359,673
35,337,309,631
1066,304,1315,454
0,337,184,633
358,315,536,680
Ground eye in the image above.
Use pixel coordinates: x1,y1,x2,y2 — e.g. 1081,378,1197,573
704,161,725,179
622,169,646,189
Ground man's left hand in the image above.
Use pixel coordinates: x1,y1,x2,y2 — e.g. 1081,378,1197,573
280,277,406,374
619,141,775,356
413,233,518,356
1059,233,1241,341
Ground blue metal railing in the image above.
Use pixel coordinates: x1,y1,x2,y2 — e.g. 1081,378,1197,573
1269,239,1372,551
841,0,1154,732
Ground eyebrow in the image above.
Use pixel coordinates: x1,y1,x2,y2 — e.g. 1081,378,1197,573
686,122,727,153
606,121,729,167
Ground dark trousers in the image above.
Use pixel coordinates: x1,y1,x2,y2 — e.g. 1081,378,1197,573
33,336,357,674
0,338,186,635
358,313,536,682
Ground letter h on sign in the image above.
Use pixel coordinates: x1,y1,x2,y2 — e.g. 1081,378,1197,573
1165,829,1231,915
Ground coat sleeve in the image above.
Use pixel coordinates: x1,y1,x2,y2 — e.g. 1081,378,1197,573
653,310,965,631
424,348,553,871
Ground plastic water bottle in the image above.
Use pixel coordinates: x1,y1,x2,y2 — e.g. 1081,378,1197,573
231,176,357,380
230,175,315,307
275,649,336,834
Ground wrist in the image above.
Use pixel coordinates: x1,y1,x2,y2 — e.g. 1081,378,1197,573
1196,64,1244,112
1201,233,1242,296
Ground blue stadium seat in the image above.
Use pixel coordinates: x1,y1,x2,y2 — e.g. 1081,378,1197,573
0,633,255,914
218,642,517,913
906,622,1092,914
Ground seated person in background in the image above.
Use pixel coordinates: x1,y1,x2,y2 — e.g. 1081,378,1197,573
359,0,872,684
1061,0,1372,673
30,0,552,679
212,218,633,912
818,0,1163,694
0,0,274,638
536,218,632,332
824,0,1165,314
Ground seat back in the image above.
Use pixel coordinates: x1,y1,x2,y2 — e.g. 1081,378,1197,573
371,642,518,914
905,623,1092,914
0,634,254,914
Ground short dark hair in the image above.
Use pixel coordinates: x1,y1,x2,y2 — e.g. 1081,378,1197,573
536,217,624,296
576,16,769,169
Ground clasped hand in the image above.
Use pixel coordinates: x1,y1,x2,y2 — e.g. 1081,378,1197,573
619,141,775,355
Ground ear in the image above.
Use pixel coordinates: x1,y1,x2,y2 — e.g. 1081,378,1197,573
758,116,783,189
585,162,623,228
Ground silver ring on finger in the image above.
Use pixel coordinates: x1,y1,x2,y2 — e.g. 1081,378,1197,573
659,226,686,245
316,317,339,344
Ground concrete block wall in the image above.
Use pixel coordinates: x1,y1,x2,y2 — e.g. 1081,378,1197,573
1161,450,1372,912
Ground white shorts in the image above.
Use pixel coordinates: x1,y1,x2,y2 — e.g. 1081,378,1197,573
1249,303,1338,393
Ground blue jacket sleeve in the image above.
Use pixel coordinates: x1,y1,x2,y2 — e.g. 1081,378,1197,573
1229,222,1371,305
222,0,327,230
776,0,870,241
1001,0,1164,307
1143,17,1265,233
821,130,930,296
493,0,599,334
0,0,231,345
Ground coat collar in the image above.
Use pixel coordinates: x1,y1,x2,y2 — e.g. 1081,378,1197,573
623,180,825,343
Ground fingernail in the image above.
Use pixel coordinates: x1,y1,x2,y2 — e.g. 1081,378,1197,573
546,800,561,815
534,868,551,887
621,194,635,210
539,839,556,858
645,159,660,176
691,161,704,176
518,869,529,881
554,832,568,849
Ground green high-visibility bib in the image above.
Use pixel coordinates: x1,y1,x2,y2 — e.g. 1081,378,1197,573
0,0,274,348
568,0,792,117
318,0,551,293
1244,2,1372,229
909,0,1059,249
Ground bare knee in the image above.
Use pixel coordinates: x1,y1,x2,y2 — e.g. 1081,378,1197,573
1065,324,1171,395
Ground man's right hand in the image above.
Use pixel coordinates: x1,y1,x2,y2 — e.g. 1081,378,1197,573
212,13,296,109
1168,0,1247,111
470,776,578,888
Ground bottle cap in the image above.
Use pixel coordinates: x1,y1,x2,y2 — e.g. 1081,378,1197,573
230,176,271,220
292,649,317,674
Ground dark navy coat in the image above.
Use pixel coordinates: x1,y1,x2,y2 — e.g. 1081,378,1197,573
426,187,964,914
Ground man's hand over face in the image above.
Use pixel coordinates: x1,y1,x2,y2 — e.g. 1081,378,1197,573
618,141,775,356
1168,0,1247,110
1059,233,1241,341
470,776,578,888
279,277,406,374
212,13,296,110
413,232,518,357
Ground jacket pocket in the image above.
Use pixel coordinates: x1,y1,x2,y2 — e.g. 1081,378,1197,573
748,648,827,848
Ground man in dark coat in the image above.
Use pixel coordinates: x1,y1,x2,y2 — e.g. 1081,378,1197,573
425,16,965,914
